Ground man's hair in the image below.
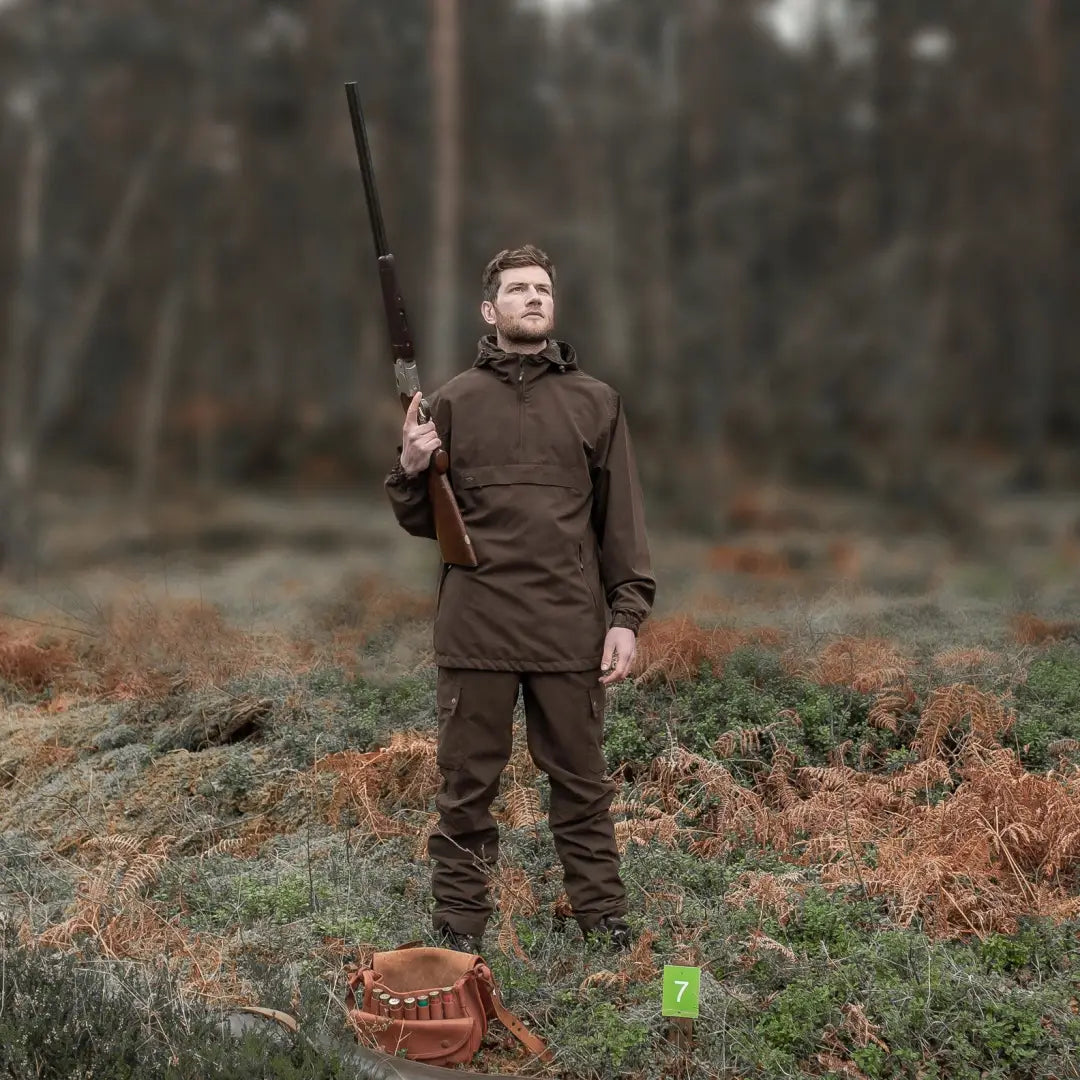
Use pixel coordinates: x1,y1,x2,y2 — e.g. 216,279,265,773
481,244,556,302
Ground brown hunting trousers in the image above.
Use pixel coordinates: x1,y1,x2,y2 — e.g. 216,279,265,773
429,667,626,938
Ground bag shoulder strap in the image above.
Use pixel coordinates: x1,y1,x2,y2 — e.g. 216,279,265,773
490,989,552,1062
233,1005,300,1034
476,964,552,1063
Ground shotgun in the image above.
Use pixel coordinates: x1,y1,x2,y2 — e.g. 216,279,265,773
344,80,476,568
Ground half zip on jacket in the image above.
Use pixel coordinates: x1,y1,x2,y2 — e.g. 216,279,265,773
518,359,525,456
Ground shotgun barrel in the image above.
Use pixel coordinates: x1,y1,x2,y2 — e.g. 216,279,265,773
344,80,476,567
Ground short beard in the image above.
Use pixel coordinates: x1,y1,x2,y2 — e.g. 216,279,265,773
496,310,551,344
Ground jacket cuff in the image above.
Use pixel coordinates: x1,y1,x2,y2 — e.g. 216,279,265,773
386,460,425,488
610,611,641,633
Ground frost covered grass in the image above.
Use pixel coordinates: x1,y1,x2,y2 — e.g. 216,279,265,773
2,589,1079,1078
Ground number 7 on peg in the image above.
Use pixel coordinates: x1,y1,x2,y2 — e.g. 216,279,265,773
662,965,701,1018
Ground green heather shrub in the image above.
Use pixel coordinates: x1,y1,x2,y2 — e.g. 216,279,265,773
731,926,1080,1080
235,872,327,923
310,913,381,941
0,935,349,1079
973,919,1078,977
603,695,660,769
184,870,329,927
0,944,179,1078
1012,646,1080,770
603,645,907,773
275,670,436,767
779,887,879,956
753,977,841,1070
547,996,651,1077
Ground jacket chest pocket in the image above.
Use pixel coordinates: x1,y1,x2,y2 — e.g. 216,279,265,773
457,463,586,493
455,465,589,547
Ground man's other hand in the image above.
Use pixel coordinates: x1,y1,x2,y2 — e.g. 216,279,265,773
400,391,442,476
600,627,636,686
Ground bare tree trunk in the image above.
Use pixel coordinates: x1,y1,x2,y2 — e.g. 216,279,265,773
252,293,287,421
879,240,932,503
429,0,462,385
1016,0,1064,488
194,235,220,500
0,123,48,576
302,0,356,425
589,149,633,380
871,0,906,246
35,125,170,441
556,41,633,379
871,1,935,505
134,278,186,513
641,13,680,439
674,0,729,529
188,46,222,504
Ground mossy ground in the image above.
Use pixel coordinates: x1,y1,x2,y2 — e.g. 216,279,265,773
2,573,1080,1079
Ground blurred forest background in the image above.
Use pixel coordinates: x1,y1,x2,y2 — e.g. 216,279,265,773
0,0,1077,578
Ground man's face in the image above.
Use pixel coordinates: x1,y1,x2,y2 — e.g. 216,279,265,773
481,265,555,344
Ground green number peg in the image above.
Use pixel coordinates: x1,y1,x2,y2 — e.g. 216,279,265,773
661,965,700,1019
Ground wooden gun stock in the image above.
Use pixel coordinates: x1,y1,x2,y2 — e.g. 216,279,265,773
428,463,476,567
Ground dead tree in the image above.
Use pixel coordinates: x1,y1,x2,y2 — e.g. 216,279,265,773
1015,0,1064,488
429,0,462,384
0,99,48,576
134,276,187,514
34,126,171,442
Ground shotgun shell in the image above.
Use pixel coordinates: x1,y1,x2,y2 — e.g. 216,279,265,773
428,992,443,1020
389,997,403,1020
416,995,430,1021
403,996,418,1021
378,992,392,1017
440,986,460,1019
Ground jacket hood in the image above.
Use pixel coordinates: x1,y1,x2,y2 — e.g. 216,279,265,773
474,335,578,373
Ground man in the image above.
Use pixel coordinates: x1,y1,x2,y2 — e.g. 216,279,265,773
385,245,655,952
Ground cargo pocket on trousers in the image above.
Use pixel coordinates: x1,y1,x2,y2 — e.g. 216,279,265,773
436,680,464,771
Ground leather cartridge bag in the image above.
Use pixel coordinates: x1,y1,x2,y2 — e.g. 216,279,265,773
346,945,550,1067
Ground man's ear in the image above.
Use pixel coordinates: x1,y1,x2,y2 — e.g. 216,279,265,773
480,300,497,326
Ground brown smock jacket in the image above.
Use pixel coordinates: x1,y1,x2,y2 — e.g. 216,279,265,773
385,336,655,671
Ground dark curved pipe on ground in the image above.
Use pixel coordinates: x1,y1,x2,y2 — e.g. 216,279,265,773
229,1007,536,1080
